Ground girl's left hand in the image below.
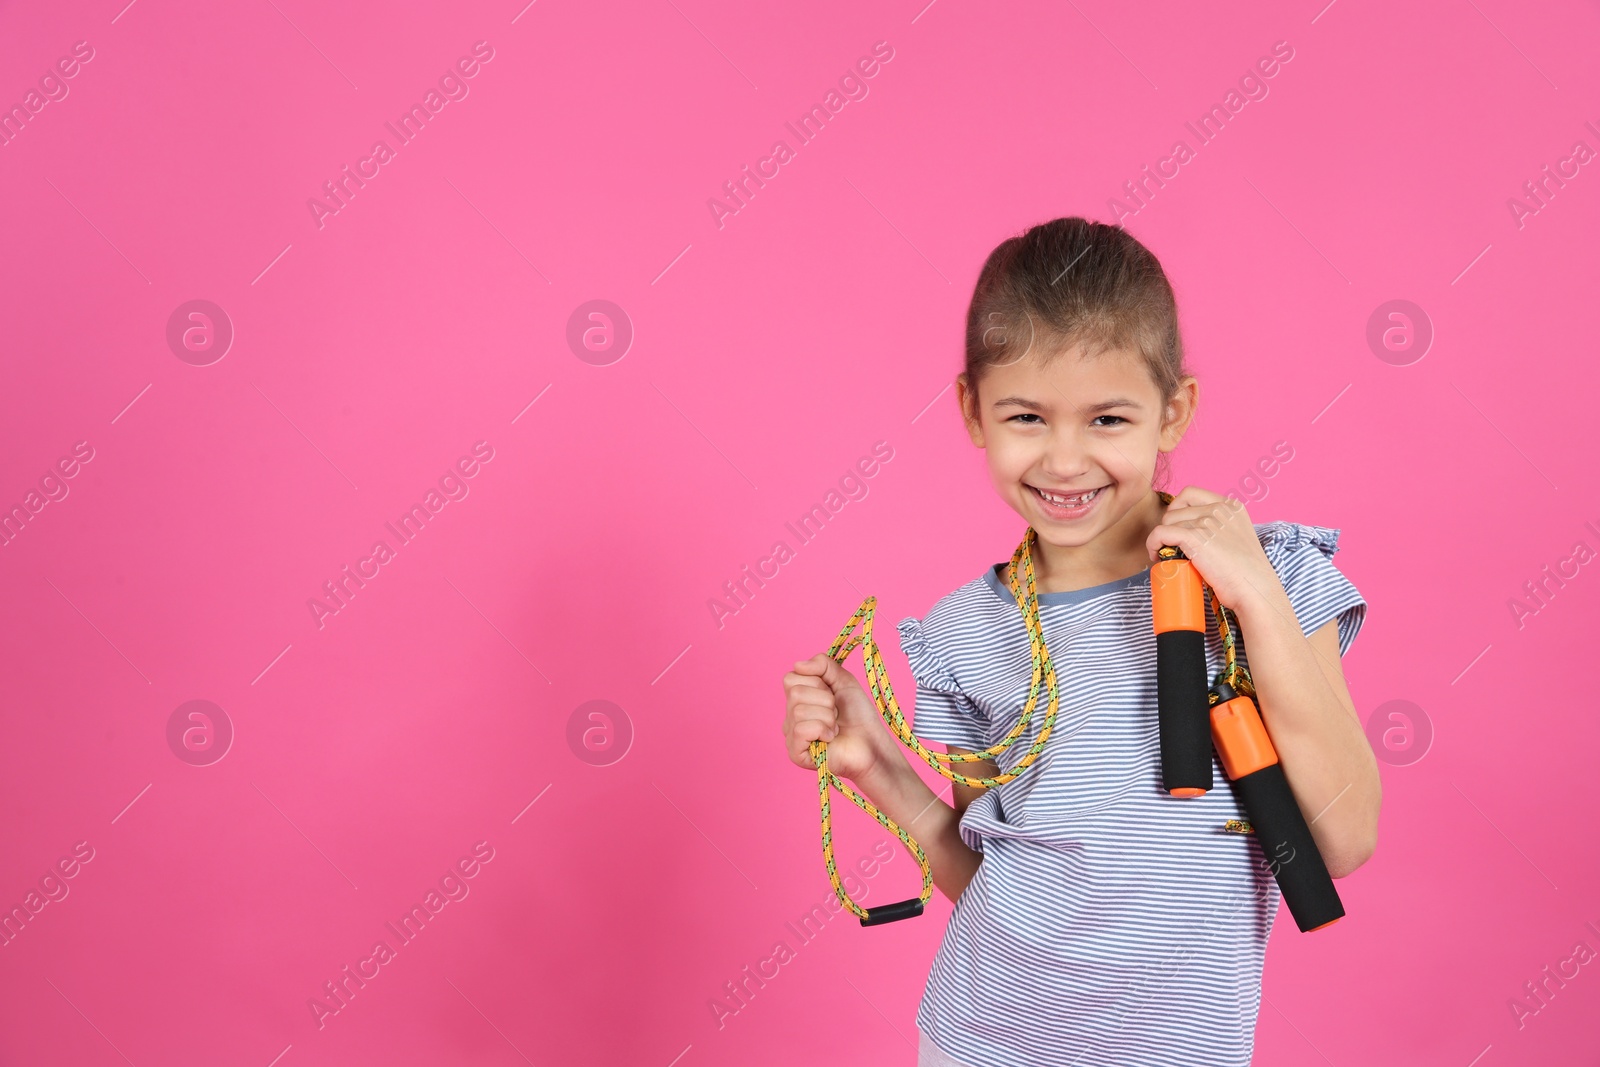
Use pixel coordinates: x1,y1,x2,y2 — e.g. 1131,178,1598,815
1145,486,1284,616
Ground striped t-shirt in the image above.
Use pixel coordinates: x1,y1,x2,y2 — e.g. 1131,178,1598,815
896,521,1368,1067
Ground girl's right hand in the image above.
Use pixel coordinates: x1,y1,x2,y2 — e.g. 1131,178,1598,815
782,653,902,783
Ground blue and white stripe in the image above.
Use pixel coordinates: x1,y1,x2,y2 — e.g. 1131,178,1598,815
897,521,1368,1067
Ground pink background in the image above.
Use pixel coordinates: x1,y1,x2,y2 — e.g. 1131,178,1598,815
1,0,1597,1064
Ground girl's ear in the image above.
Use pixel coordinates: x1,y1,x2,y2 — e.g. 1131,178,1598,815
1159,375,1200,451
957,373,987,447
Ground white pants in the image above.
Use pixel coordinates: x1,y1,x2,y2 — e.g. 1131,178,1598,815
918,1029,981,1067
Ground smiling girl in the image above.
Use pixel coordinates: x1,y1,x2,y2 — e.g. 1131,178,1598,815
781,217,1379,1066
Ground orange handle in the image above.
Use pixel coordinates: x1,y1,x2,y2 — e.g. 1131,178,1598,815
1210,691,1278,779
1151,556,1205,633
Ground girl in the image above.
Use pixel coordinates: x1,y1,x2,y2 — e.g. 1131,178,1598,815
781,218,1379,1066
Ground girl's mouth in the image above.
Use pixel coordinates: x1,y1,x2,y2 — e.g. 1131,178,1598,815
1027,483,1107,521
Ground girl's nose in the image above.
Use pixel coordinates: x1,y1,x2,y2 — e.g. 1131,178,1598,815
1039,432,1092,480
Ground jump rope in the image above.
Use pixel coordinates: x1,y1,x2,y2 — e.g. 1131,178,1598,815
809,491,1344,933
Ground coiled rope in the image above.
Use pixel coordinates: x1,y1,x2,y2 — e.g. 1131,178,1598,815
810,490,1255,920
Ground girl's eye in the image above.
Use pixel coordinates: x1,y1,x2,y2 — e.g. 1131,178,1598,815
1006,413,1127,426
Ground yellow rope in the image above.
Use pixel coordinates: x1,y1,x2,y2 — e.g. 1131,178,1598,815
811,491,1255,919
810,523,1062,919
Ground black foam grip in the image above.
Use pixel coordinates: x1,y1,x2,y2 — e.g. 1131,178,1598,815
1231,762,1345,932
860,898,925,927
1156,629,1213,793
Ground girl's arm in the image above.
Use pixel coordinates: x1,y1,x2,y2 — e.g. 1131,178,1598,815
944,747,998,818
853,747,994,905
1231,597,1381,879
784,654,990,906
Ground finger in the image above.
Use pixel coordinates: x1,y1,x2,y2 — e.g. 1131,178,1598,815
1160,490,1230,524
788,696,837,734
787,713,838,748
783,671,828,694
789,719,836,766
1147,521,1189,560
817,656,859,692
787,681,835,713
782,681,829,722
790,694,838,716
791,653,832,676
1214,496,1251,527
1170,484,1223,508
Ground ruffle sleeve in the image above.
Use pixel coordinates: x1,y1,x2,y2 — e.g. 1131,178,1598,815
895,615,990,749
1254,520,1369,656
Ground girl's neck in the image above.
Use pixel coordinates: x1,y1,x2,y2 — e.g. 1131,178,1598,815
1006,487,1168,595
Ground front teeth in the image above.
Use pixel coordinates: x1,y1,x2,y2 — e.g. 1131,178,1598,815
1035,486,1101,506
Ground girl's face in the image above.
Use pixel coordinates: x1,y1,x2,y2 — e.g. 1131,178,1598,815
958,343,1197,553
